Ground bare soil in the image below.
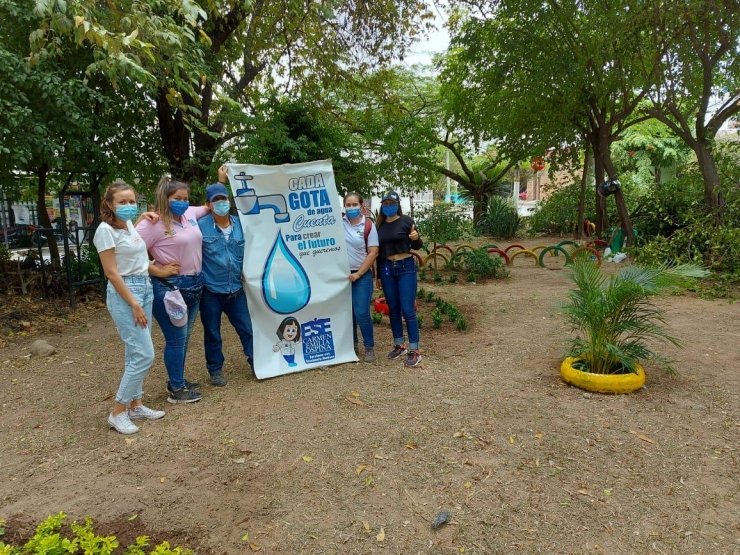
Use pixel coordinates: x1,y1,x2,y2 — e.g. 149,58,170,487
1,238,738,554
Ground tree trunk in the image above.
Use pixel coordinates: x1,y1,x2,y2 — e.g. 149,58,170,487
593,155,607,237
156,88,192,180
473,194,486,225
35,163,60,267
575,147,591,240
593,130,635,246
695,141,723,224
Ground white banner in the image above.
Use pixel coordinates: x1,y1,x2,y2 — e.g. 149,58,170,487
225,160,357,379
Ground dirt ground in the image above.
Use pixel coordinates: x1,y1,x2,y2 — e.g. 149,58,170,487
1,237,738,554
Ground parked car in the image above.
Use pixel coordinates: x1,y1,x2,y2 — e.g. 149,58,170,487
0,225,48,248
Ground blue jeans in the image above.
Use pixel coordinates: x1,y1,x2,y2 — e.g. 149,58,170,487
151,274,203,390
379,257,419,350
106,276,155,404
351,271,375,348
199,288,254,376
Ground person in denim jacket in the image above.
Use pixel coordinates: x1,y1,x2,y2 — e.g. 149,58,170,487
198,175,254,386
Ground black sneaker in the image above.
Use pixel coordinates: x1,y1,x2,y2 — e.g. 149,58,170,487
210,372,227,387
167,387,202,404
404,350,422,368
166,379,200,395
387,344,407,360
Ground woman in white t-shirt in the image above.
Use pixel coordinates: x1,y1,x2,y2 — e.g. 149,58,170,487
93,181,166,435
342,192,379,362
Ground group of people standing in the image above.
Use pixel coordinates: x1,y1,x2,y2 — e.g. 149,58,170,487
95,170,423,435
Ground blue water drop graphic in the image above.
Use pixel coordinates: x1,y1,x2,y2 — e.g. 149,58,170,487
262,232,311,314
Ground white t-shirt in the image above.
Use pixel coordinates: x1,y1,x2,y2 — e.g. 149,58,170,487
93,220,150,276
343,216,379,270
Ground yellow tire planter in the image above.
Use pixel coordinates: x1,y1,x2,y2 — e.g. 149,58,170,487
560,356,646,394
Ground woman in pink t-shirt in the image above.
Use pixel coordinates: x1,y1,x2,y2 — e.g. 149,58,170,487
137,176,209,404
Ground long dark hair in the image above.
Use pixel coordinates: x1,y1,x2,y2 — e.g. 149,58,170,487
100,180,135,227
375,198,403,228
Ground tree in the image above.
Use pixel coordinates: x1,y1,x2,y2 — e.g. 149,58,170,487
1,1,166,265
33,0,434,184
642,0,740,220
442,0,666,244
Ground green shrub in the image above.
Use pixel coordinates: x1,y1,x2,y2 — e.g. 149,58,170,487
448,273,458,283
460,248,508,280
0,513,193,554
477,196,520,238
416,203,470,246
432,308,443,328
371,311,383,324
455,316,468,331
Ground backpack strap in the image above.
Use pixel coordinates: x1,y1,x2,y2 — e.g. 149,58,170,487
363,217,372,252
362,217,377,278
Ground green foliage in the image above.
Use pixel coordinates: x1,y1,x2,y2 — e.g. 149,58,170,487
476,196,520,238
448,273,458,284
632,166,740,273
527,182,584,235
416,203,468,246
432,308,443,329
0,513,193,555
371,311,383,325
433,272,442,283
416,313,423,328
458,248,508,281
562,258,709,375
455,316,469,331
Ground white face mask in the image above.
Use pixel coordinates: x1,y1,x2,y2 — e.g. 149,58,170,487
213,200,231,216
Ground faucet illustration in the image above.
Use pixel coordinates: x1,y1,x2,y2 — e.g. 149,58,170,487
233,172,290,223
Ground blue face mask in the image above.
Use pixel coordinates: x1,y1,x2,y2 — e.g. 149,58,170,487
381,204,398,218
212,200,231,217
169,199,189,217
115,204,138,222
345,207,361,219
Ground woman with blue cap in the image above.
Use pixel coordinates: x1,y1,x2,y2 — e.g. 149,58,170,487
376,190,423,367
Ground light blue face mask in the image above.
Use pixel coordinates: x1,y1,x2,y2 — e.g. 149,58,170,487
381,204,398,218
115,204,138,222
212,200,231,217
169,199,190,217
345,207,361,219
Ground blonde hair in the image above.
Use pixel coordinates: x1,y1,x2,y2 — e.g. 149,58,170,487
154,175,190,233
100,180,135,227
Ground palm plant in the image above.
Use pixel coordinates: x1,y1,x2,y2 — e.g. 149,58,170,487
562,258,708,374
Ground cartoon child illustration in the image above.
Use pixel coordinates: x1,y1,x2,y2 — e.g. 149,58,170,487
273,316,301,367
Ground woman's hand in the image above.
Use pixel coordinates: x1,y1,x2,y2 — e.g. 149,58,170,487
218,165,229,183
349,272,361,283
131,303,148,328
160,262,180,277
141,211,160,223
409,226,419,241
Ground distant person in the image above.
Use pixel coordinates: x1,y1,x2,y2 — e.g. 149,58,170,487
136,175,209,404
342,192,378,362
94,180,164,435
198,170,254,386
375,190,423,367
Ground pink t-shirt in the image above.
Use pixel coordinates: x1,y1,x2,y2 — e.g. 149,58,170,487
136,206,208,275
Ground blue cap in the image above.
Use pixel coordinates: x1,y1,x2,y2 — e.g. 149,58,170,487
206,183,229,202
381,190,400,202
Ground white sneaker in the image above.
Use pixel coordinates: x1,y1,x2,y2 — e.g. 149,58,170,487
108,411,139,435
128,405,166,421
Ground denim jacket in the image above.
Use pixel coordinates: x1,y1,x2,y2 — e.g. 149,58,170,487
199,214,245,294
